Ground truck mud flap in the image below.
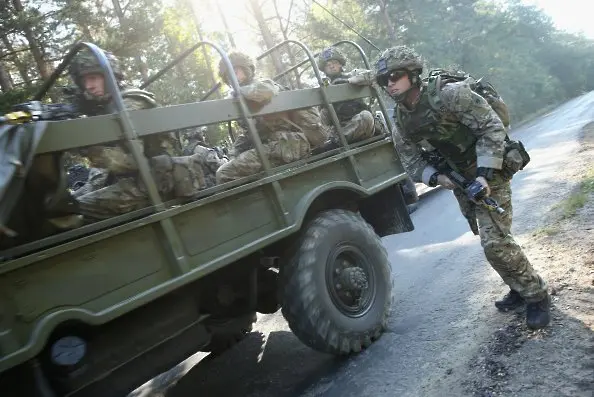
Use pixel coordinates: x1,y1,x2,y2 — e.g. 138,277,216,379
359,184,415,237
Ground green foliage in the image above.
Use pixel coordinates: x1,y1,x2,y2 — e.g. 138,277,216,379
293,0,594,123
0,84,39,113
2,0,594,133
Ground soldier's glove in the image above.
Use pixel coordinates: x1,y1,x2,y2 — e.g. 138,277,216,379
332,78,349,85
473,177,491,199
347,70,375,86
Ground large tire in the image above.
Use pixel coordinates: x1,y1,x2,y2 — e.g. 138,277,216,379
281,209,392,355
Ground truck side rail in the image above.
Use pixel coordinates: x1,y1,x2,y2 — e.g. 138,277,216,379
35,84,378,153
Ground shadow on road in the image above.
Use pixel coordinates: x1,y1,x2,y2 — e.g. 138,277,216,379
163,330,349,397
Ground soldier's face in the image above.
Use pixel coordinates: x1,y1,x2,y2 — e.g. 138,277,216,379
324,60,342,75
234,67,248,84
82,73,106,97
387,71,411,96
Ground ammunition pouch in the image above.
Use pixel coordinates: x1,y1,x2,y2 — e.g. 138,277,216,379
501,139,530,179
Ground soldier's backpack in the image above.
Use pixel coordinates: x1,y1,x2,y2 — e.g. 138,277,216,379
423,69,530,177
425,69,511,128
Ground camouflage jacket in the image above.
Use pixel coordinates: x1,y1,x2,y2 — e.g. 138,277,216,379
80,90,181,176
234,78,296,138
393,79,506,185
326,71,369,122
232,78,328,149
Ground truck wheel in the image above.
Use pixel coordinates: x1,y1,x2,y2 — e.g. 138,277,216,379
202,312,257,355
281,209,392,355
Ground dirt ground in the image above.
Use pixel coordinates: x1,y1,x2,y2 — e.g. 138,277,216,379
462,123,594,397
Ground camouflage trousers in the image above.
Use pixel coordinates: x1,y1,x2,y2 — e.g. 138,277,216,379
77,152,217,219
216,131,310,184
323,109,375,143
190,145,228,187
454,180,548,302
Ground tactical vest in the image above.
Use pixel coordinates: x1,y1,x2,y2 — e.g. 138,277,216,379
395,84,478,170
330,73,369,122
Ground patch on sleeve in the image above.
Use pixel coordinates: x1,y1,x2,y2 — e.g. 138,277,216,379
439,81,474,113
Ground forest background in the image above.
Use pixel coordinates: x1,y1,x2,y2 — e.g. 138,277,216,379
2,0,593,143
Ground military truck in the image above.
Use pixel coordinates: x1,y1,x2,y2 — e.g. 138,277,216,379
0,40,414,397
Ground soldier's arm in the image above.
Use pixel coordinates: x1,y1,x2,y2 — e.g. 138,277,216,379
392,128,436,185
238,79,279,103
346,69,375,86
83,97,151,172
440,81,506,170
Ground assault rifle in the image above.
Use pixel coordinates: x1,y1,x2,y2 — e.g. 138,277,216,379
0,100,80,126
422,150,504,234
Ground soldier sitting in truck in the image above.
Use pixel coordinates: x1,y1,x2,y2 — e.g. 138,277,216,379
215,52,330,184
68,50,217,219
317,46,378,145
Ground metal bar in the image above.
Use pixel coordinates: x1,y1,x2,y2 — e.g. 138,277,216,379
200,82,222,101
218,43,291,226
54,42,190,275
36,84,377,154
270,55,315,82
33,43,86,101
327,39,396,182
2,138,398,269
258,40,363,184
330,41,399,169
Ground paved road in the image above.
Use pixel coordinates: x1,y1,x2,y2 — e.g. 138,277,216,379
132,92,594,397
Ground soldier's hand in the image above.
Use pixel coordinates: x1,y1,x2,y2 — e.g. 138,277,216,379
347,70,375,86
437,174,455,190
475,176,491,196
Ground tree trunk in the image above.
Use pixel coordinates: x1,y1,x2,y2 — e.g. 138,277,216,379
380,0,397,43
272,0,301,88
11,0,51,81
111,0,149,82
0,61,14,91
187,1,218,89
1,35,32,88
214,0,237,49
248,0,284,76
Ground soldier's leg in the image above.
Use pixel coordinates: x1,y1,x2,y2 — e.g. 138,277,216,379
216,147,267,184
267,131,311,163
339,110,375,143
290,107,330,148
475,181,548,303
76,178,150,220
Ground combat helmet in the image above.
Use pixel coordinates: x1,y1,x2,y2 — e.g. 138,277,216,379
374,46,423,102
218,52,256,86
68,50,124,87
374,46,423,77
317,46,347,70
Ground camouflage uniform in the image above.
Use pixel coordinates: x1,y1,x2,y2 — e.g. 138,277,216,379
216,52,328,184
375,46,548,307
181,127,228,187
68,50,211,219
318,47,375,143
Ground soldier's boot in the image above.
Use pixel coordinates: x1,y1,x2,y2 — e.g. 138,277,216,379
494,289,525,311
526,293,551,330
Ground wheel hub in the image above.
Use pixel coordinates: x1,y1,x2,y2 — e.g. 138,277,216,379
326,245,376,318
338,266,369,292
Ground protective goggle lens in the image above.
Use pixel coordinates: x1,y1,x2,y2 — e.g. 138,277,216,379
376,70,408,87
